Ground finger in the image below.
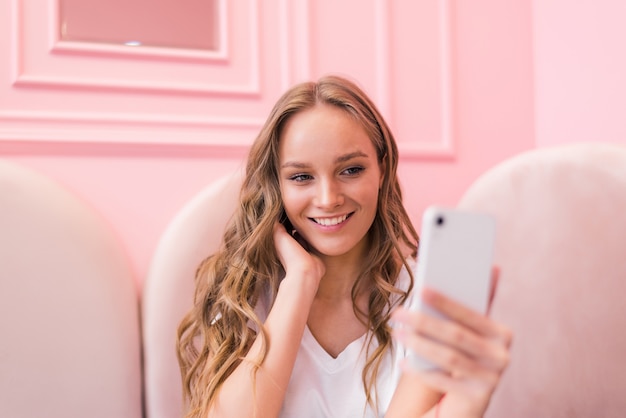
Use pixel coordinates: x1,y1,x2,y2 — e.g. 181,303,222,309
393,327,497,380
421,288,513,348
401,360,498,401
290,229,314,253
392,309,510,372
273,221,292,248
273,221,325,281
273,222,302,261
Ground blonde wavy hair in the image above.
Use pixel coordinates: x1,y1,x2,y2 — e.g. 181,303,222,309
177,75,419,417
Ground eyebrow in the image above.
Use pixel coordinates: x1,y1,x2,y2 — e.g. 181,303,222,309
281,151,370,169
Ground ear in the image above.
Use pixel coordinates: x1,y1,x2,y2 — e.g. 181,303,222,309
378,161,386,189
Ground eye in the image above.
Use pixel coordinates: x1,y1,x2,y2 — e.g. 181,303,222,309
289,173,313,182
342,166,364,176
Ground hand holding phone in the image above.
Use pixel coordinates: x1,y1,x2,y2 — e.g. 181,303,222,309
407,206,496,370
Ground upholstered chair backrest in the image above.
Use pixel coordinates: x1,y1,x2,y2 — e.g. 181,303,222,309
142,169,243,418
458,143,626,417
0,160,142,418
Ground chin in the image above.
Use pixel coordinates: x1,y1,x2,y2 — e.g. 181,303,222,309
308,239,366,259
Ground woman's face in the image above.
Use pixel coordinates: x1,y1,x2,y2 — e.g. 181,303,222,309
278,103,383,260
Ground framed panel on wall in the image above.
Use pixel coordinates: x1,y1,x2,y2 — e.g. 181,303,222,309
0,0,454,160
0,0,310,152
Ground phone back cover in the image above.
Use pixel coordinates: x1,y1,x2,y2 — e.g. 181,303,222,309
415,207,495,315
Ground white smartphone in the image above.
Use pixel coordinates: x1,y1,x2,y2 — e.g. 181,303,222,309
407,206,496,370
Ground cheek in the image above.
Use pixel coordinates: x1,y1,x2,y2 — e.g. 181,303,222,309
358,183,381,209
280,186,306,216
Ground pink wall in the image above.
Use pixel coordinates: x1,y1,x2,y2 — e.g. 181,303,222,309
0,0,535,286
533,0,626,147
399,0,535,227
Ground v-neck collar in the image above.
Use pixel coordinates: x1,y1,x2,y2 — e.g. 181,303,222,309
302,324,370,373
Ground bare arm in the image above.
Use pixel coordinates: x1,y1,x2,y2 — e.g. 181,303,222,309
385,372,441,417
208,223,324,418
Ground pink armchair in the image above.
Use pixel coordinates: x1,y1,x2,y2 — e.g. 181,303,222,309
141,142,626,417
0,160,142,418
142,169,243,418
459,142,626,417
5,141,625,418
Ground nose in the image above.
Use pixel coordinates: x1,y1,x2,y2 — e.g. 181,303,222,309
314,178,344,209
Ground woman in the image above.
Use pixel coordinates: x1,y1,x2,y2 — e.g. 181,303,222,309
177,75,512,417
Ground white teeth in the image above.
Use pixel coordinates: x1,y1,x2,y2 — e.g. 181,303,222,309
313,214,348,226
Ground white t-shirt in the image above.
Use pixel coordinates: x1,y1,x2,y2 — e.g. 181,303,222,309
279,261,416,418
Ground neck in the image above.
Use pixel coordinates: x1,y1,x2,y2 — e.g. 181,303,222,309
316,243,370,302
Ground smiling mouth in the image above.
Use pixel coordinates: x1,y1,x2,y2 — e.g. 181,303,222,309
311,213,353,226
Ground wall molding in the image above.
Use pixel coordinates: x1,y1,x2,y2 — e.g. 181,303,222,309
2,0,451,161
0,110,264,145
2,0,311,150
49,0,230,62
11,0,260,96
278,0,310,90
374,0,455,160
0,139,252,158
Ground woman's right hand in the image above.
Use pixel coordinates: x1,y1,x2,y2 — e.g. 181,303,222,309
390,268,512,417
273,221,325,286
211,223,325,418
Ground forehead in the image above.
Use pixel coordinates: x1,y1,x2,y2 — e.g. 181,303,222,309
278,104,376,163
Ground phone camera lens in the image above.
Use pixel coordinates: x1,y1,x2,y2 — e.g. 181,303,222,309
436,216,445,226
